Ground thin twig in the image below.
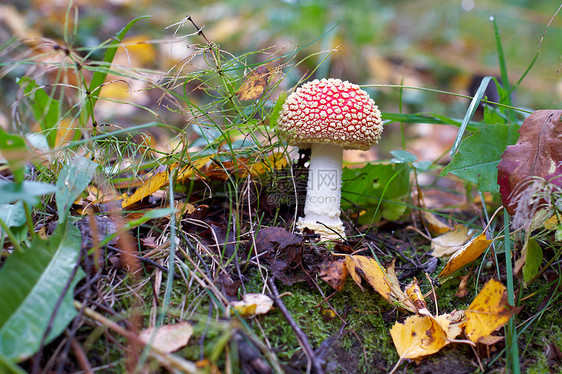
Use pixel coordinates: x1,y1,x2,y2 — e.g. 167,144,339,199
266,278,324,374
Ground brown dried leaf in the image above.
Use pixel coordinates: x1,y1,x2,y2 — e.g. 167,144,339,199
497,110,562,215
237,65,275,101
319,259,348,292
139,322,193,353
431,224,471,257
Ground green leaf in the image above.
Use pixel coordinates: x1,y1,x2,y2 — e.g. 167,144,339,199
441,124,518,193
0,222,84,361
522,238,542,283
17,77,60,148
270,91,287,128
0,181,56,206
56,156,98,221
342,163,410,223
0,128,27,183
0,355,27,374
0,202,26,228
81,16,150,126
390,149,417,164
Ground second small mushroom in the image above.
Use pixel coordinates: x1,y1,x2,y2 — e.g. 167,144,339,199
278,78,383,240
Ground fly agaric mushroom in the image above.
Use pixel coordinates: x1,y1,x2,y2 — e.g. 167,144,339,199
278,78,383,240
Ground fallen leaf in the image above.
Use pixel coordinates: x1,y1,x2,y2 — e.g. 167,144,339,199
422,211,453,236
139,322,193,353
455,274,470,298
497,110,562,215
438,231,492,278
346,255,416,313
231,293,274,317
121,156,212,208
431,224,471,257
237,65,274,101
462,279,517,343
405,280,431,316
319,259,348,292
478,335,504,346
390,314,461,360
252,227,304,285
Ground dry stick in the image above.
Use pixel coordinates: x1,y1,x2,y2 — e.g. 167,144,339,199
266,278,324,374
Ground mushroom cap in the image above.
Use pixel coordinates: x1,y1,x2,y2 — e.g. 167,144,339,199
277,78,383,151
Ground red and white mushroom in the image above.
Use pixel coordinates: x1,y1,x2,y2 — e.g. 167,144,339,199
278,78,383,240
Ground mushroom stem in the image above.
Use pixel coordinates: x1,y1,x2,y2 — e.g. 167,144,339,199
297,143,345,240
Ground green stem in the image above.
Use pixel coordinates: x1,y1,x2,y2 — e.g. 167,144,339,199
22,202,35,241
503,212,520,373
0,219,24,252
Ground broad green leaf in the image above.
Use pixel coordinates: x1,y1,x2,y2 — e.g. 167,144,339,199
342,163,410,223
0,181,56,206
0,128,27,183
0,222,84,361
441,124,518,193
0,202,26,228
522,238,542,283
18,77,59,148
56,156,98,221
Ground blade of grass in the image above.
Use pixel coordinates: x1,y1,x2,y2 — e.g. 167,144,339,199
449,76,492,158
503,212,520,374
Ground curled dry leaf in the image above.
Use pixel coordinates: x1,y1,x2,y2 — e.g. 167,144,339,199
346,255,416,313
497,110,562,215
438,232,492,278
139,322,193,354
462,279,518,343
431,224,471,257
422,211,453,236
231,293,274,317
405,280,431,316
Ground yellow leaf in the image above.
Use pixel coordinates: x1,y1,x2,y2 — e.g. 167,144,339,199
462,279,517,343
122,156,212,209
237,65,274,101
120,35,157,67
346,255,416,313
246,152,288,177
390,314,457,360
422,211,452,236
405,280,431,316
438,232,492,278
55,118,75,147
231,293,274,317
431,224,471,257
176,156,213,183
121,166,171,208
543,215,559,231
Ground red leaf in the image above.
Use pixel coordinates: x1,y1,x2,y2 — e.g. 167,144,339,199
497,110,562,215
